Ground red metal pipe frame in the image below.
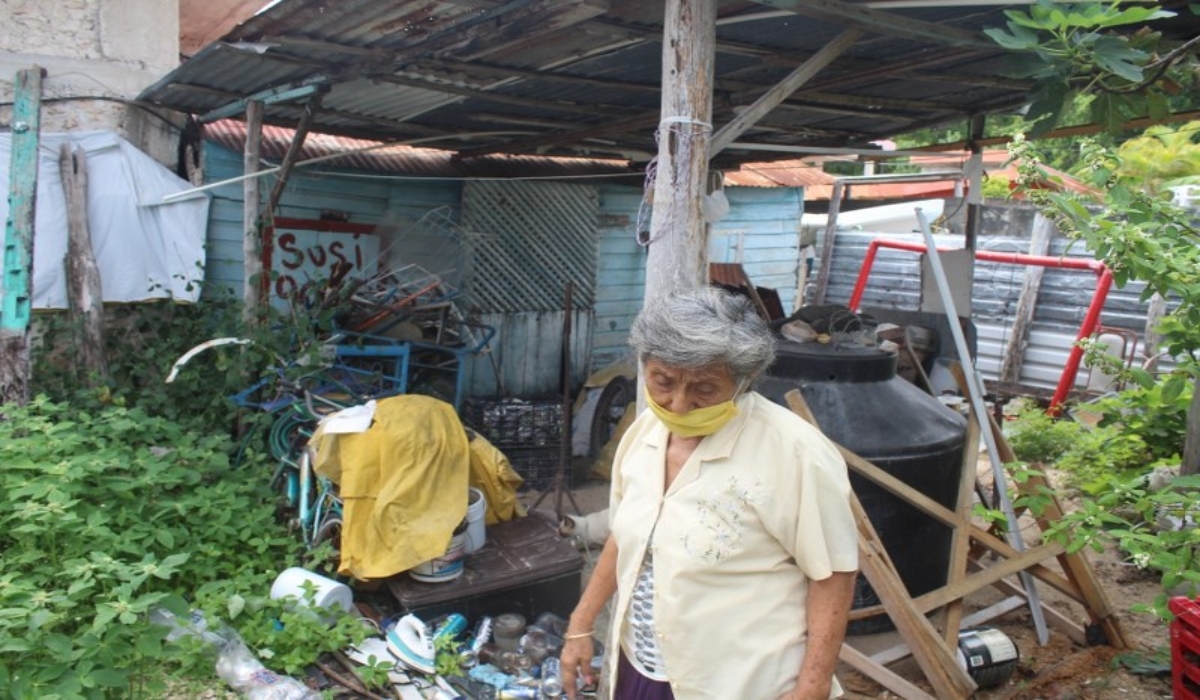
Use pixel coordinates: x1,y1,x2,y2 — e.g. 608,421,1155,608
847,238,1114,415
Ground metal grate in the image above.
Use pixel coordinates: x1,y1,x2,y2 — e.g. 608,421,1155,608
461,181,599,313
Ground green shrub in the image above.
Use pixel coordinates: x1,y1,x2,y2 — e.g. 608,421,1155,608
0,397,341,698
1055,426,1153,493
1092,380,1191,462
1003,405,1081,464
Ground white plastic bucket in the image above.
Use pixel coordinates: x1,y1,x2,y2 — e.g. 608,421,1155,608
465,487,487,554
410,531,467,583
269,567,353,612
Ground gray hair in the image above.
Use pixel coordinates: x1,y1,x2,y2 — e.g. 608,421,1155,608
629,286,775,383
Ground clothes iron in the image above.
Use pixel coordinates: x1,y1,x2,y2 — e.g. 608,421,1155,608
386,614,436,674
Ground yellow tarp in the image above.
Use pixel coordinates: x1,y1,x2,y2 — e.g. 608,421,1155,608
310,395,469,580
467,432,527,525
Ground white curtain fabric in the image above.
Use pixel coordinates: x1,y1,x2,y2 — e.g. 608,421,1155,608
0,131,209,309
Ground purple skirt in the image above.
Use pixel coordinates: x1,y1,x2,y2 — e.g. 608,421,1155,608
614,651,675,700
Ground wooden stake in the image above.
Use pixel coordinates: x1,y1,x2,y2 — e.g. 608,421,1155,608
242,99,264,326
0,67,43,406
58,144,109,385
999,213,1054,384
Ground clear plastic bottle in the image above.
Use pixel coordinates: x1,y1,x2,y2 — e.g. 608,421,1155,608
540,657,564,698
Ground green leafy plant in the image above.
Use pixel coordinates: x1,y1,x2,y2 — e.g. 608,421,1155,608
983,0,1184,133
1016,468,1200,618
1004,404,1082,464
1091,380,1192,462
0,397,302,698
1056,425,1153,492
433,634,465,678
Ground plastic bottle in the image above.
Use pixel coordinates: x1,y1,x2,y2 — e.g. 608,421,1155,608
215,638,321,700
540,657,564,698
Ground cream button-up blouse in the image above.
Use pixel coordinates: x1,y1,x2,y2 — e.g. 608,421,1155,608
605,392,858,699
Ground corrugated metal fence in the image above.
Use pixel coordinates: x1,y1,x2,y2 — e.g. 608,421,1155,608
817,226,1166,394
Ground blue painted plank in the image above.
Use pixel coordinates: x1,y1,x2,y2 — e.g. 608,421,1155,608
2,68,42,334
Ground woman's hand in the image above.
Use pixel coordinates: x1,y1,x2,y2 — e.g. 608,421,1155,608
559,634,595,699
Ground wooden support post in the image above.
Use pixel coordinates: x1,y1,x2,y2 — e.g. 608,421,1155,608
812,180,844,305
999,213,1054,385
1,67,43,407
643,0,717,307
58,144,109,385
242,100,264,326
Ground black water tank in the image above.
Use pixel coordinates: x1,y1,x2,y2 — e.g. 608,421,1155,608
755,339,967,634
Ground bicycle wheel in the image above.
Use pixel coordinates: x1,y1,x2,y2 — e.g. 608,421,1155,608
589,376,635,459
310,515,343,570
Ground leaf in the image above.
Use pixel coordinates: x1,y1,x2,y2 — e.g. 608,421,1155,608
227,594,246,620
1090,93,1125,133
88,668,129,688
1162,374,1186,402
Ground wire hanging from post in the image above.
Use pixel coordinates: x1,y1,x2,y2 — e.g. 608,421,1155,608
637,116,712,248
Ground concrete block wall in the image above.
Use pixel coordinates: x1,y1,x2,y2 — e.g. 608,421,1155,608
0,0,182,165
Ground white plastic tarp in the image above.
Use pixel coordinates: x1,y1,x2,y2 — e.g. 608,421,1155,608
0,131,209,309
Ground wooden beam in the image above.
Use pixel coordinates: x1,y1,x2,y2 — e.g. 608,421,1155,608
263,94,323,218
711,28,862,155
752,0,994,50
58,144,109,386
1000,213,1054,384
373,73,634,117
242,100,264,326
454,112,660,160
771,100,919,123
643,0,718,305
413,58,662,95
839,643,937,700
1,67,43,407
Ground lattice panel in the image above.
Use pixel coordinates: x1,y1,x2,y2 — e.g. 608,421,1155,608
461,181,599,313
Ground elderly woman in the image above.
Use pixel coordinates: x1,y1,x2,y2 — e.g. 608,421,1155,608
561,287,859,700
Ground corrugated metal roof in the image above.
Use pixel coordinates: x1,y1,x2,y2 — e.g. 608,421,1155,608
203,118,642,180
141,0,1194,169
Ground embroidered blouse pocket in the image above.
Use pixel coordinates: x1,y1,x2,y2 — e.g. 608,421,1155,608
680,476,762,564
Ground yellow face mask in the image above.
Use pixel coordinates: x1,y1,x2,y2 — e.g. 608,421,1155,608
645,387,740,438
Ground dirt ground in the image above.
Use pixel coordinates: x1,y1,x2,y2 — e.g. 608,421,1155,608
544,454,1177,700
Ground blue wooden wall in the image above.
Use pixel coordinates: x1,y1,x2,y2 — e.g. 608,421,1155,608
203,144,805,393
203,143,461,298
590,184,806,368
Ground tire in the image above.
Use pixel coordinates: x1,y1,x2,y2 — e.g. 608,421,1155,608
310,516,343,570
589,376,634,459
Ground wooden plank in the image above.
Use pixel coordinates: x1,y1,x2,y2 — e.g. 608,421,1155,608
58,144,109,385
786,390,975,699
643,0,717,306
840,643,937,700
982,565,1087,645
0,66,43,407
941,414,980,647
856,518,977,699
710,28,862,154
871,596,1027,666
1023,473,1129,649
242,100,264,325
812,180,846,306
1000,213,1054,383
